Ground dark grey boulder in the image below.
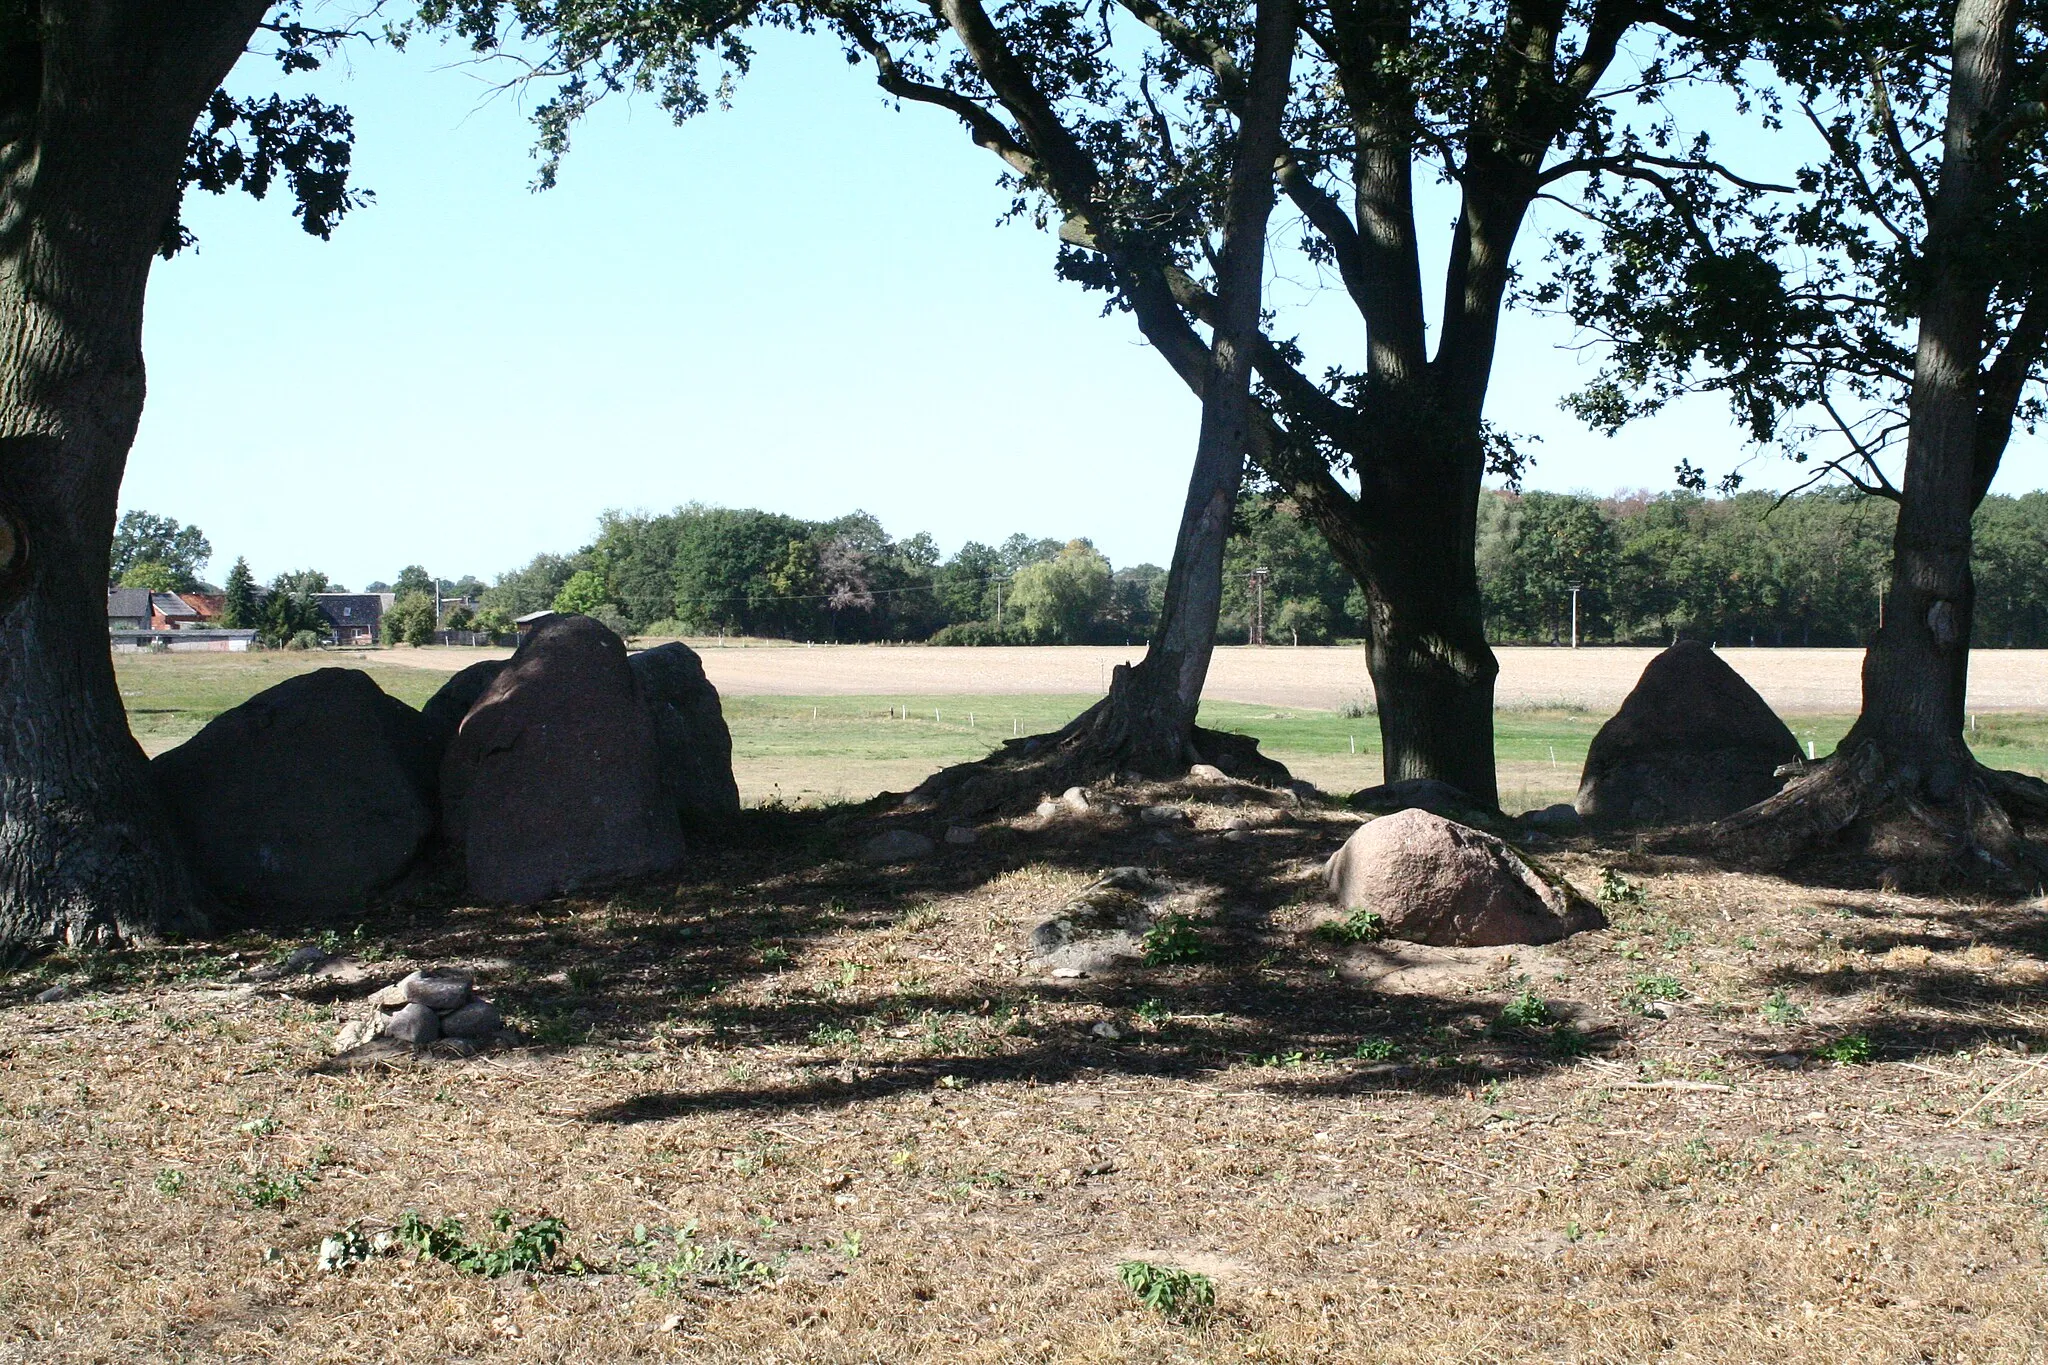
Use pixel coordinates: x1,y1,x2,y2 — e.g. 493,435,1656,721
152,668,437,912
441,614,684,903
629,642,741,826
420,658,507,764
1575,642,1801,828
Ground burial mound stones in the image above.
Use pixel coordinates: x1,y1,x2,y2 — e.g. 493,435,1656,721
1322,809,1603,947
332,967,514,1052
420,658,507,762
1574,641,1800,828
441,614,683,903
1025,867,1182,976
630,642,742,827
152,668,437,911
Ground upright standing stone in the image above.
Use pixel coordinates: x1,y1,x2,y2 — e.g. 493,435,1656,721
152,669,437,912
629,642,741,826
420,658,508,765
442,615,683,903
1575,641,1802,828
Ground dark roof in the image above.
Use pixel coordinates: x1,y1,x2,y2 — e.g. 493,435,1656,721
312,593,390,628
152,593,199,619
515,610,557,625
107,588,152,619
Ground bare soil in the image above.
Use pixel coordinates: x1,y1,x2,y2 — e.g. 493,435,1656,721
4,784,2046,1362
375,642,2048,714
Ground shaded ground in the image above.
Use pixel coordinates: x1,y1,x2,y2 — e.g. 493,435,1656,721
4,787,2046,1362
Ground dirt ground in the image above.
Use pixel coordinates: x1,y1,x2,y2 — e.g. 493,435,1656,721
4,781,2046,1363
373,643,2048,714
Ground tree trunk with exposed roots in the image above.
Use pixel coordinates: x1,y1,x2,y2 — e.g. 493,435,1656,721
0,5,267,945
910,0,1299,815
1718,0,2048,882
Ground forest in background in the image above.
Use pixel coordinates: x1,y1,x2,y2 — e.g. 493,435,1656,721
460,489,2048,649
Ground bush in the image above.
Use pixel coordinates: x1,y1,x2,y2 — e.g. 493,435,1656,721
637,617,690,638
381,592,436,646
286,630,322,651
928,621,1014,646
590,606,634,640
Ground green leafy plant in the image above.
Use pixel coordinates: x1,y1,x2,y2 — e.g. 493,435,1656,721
317,1221,377,1272
1134,997,1170,1025
1315,908,1387,945
1547,1025,1591,1058
1761,989,1806,1026
396,1209,567,1277
1499,989,1552,1028
757,944,793,969
153,1169,186,1198
234,1170,310,1209
1140,914,1207,966
1813,1032,1873,1065
1353,1036,1398,1061
1117,1260,1216,1321
1598,868,1648,905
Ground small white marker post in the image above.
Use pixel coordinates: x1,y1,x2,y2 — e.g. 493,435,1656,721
1349,735,1355,754
1808,740,1817,760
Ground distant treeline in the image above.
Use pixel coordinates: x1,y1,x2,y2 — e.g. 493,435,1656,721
476,490,2048,648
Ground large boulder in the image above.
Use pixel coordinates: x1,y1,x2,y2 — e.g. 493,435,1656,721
1574,641,1800,828
442,614,684,903
152,668,437,912
1322,809,1603,947
629,642,741,826
419,658,507,764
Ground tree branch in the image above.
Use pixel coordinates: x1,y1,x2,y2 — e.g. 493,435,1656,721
835,11,1039,179
1974,283,2048,500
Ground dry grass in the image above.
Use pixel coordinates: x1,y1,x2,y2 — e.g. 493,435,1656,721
5,790,2048,1362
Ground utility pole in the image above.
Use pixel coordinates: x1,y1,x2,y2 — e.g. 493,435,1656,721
1568,584,1582,649
1249,567,1269,646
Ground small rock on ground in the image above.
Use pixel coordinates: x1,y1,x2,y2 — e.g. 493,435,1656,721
944,825,978,846
399,968,473,1012
381,1001,442,1045
439,999,505,1040
35,985,68,1004
860,829,936,863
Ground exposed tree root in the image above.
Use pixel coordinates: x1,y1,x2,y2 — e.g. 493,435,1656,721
1710,737,2048,889
902,660,1295,818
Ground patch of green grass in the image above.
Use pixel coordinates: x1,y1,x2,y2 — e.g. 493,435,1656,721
1140,914,1207,966
1117,1260,1216,1321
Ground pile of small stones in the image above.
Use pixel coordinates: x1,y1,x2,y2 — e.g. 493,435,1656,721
332,968,512,1052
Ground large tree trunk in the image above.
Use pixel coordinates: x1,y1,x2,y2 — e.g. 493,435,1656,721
1719,0,2048,878
1358,491,1500,809
912,0,1298,813
0,5,266,945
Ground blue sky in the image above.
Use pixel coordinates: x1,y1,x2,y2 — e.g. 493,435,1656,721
125,26,2047,591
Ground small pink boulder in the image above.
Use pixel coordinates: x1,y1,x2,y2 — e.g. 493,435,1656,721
1322,809,1604,947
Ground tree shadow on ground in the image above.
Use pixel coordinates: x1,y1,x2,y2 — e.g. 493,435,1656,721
265,793,1621,1117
